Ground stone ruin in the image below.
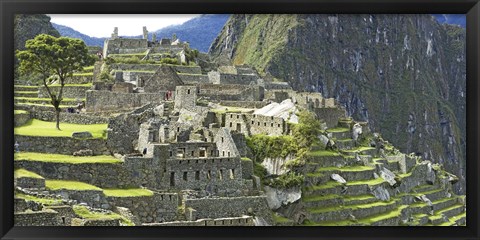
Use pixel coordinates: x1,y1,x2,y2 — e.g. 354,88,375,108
13,28,466,227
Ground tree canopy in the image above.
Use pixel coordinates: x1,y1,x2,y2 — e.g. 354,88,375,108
16,34,95,129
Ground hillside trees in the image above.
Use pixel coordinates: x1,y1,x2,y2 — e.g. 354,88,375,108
16,34,95,130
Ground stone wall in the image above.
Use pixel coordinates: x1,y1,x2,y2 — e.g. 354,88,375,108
32,111,109,124
14,112,30,127
14,135,109,155
15,177,45,189
178,74,209,84
174,86,197,111
223,113,286,136
39,85,92,99
219,101,268,109
208,71,259,85
46,205,76,226
15,160,138,189
86,90,166,112
264,82,292,90
184,196,272,224
143,216,254,226
104,38,148,56
313,107,347,128
109,64,202,75
241,158,254,180
108,193,178,223
66,75,93,84
50,189,109,209
198,84,264,102
14,209,60,226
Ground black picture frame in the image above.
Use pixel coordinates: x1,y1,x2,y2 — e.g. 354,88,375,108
1,0,479,239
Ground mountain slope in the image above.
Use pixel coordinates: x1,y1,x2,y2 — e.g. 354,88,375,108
153,14,230,52
52,23,105,47
209,14,466,194
53,14,230,52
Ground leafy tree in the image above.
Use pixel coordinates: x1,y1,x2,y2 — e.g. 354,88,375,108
292,110,322,148
16,34,95,130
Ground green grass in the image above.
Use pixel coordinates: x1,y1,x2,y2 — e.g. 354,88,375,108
307,150,341,157
73,205,134,226
273,214,291,223
103,188,154,197
315,165,375,172
346,178,385,186
15,152,122,164
438,212,466,226
241,157,252,162
14,168,44,179
344,194,375,202
15,91,38,94
14,119,107,139
15,193,63,205
307,200,396,214
14,110,28,115
15,97,81,102
72,72,94,77
342,146,376,153
45,180,102,191
123,70,156,73
326,127,350,133
303,194,340,202
82,66,95,72
308,181,342,191
211,106,253,114
15,85,39,88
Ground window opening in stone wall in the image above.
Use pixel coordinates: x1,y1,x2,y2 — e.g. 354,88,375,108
62,217,66,224
229,169,235,179
187,89,191,94
222,151,225,156
278,124,281,127
199,147,206,158
219,170,223,180
177,148,185,158
210,150,214,156
271,123,274,127
207,171,211,179
177,127,180,132
230,114,233,118
230,122,233,128
251,121,254,124
191,151,195,157
170,172,175,186
221,137,224,143
258,122,260,126
183,172,188,181
236,123,241,132
169,151,173,157
237,115,239,119
228,152,230,157
195,171,200,180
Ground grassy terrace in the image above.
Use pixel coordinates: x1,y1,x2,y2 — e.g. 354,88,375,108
14,110,28,115
307,150,341,157
211,106,254,114
14,119,107,139
48,83,93,87
326,127,350,133
15,97,82,102
15,91,38,94
73,205,134,226
14,168,44,179
103,188,154,197
72,72,94,77
307,200,396,214
303,194,340,202
342,146,376,153
15,193,63,206
315,165,375,172
45,180,102,191
15,85,39,89
15,103,75,108
15,152,122,164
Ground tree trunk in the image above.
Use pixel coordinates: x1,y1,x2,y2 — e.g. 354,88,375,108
55,108,61,130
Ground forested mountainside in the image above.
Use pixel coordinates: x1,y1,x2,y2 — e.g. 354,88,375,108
209,14,466,194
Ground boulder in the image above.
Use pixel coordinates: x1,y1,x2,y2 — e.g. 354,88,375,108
371,185,390,201
352,123,362,141
331,174,347,184
72,131,93,139
380,167,397,187
73,149,93,156
264,186,301,210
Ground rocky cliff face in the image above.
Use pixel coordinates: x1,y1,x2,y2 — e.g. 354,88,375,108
209,14,466,194
14,14,60,50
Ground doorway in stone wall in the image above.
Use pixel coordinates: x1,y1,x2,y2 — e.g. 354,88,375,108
236,123,241,132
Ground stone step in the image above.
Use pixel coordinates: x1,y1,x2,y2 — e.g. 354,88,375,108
302,194,343,208
306,178,386,196
411,184,439,193
410,213,429,226
307,151,348,168
306,200,398,222
327,129,351,139
438,212,466,226
341,147,376,157
343,195,378,206
14,85,39,92
431,197,458,212
335,138,355,150
15,91,38,98
436,204,465,219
